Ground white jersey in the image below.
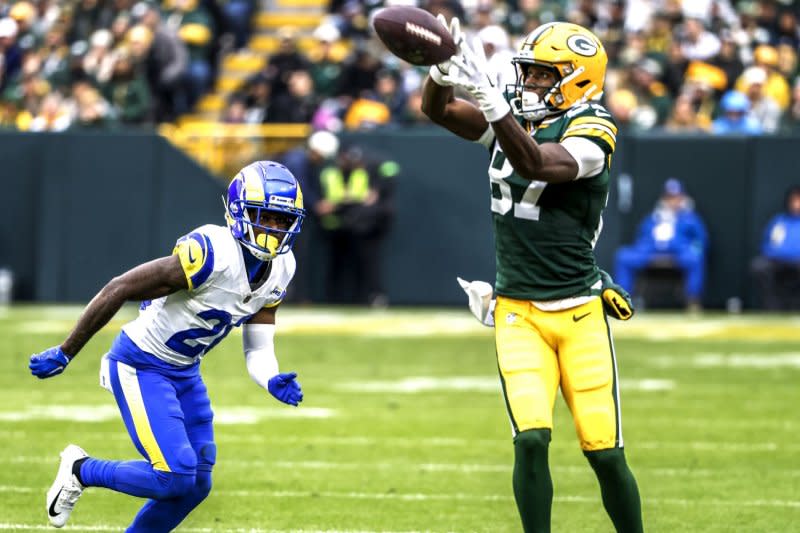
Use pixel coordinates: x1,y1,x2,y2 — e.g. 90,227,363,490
123,224,295,367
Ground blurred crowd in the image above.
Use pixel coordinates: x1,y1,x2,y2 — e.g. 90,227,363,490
226,0,800,135
0,0,252,130
2,0,800,135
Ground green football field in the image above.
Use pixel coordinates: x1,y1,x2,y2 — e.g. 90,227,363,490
1,305,798,532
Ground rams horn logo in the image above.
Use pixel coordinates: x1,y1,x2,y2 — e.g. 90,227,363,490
566,35,598,57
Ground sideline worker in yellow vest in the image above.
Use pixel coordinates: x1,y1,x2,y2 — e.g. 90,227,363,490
313,145,399,306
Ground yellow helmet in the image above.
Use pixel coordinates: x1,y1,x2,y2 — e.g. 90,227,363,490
510,22,607,121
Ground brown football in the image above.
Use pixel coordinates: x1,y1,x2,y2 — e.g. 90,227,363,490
372,6,457,66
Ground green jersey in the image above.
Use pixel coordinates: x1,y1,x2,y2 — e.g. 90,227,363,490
486,102,617,301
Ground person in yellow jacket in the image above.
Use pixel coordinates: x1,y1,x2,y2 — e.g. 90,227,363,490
313,144,398,306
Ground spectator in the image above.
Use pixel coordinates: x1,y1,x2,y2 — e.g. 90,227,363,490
372,68,406,123
68,0,115,44
279,129,340,303
337,45,381,101
307,24,344,100
735,44,790,110
82,29,116,85
313,144,397,306
9,1,40,51
240,73,271,123
476,24,516,89
712,90,763,134
220,93,246,122
0,17,22,92
264,69,316,123
709,30,744,92
139,5,189,122
29,92,71,131
663,93,708,132
69,78,116,129
263,27,310,100
750,186,800,310
741,66,782,133
678,17,721,62
780,76,800,133
168,0,216,108
342,92,390,130
218,0,254,50
101,48,152,124
627,57,673,127
615,178,709,310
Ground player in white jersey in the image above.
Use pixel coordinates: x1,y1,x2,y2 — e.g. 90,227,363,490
29,161,306,531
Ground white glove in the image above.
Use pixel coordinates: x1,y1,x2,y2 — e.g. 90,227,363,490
429,14,463,87
457,277,496,327
442,37,511,123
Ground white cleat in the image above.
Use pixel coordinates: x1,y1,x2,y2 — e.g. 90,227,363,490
46,444,87,528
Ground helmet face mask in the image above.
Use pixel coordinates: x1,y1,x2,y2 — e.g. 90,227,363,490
508,22,607,121
225,161,306,261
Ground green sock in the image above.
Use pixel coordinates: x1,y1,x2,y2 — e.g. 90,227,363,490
585,448,643,533
512,429,553,533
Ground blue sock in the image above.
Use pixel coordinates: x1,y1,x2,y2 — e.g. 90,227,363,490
80,458,195,500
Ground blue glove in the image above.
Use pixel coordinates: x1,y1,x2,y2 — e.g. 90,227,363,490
267,372,303,406
29,346,71,379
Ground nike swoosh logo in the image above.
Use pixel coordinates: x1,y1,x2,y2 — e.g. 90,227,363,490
48,488,62,517
188,246,196,263
572,312,591,322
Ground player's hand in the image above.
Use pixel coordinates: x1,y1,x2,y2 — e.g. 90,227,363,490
429,14,463,86
443,37,511,122
457,277,495,327
599,270,635,321
267,372,303,406
29,346,71,379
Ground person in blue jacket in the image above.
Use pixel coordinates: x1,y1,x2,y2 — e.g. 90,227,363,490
615,178,709,309
750,185,800,310
711,91,763,135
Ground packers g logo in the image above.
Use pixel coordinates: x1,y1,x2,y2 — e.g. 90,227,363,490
566,35,598,57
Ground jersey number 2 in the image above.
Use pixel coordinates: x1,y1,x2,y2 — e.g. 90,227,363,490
166,309,235,357
489,149,546,221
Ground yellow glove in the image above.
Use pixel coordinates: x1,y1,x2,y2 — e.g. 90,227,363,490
599,270,634,321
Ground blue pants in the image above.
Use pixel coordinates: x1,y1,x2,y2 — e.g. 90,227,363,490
614,246,705,299
80,357,216,532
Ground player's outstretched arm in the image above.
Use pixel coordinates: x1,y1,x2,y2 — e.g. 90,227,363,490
490,116,580,183
441,36,580,183
29,255,188,378
421,75,489,141
420,15,488,141
243,307,303,406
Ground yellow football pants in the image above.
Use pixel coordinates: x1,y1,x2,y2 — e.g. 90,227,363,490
494,296,622,451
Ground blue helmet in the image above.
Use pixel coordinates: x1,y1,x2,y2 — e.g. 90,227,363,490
225,161,305,261
720,91,750,113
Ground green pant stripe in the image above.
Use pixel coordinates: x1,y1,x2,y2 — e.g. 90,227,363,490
496,354,520,435
602,311,623,448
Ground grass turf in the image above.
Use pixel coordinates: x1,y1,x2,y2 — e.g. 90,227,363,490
0,306,798,532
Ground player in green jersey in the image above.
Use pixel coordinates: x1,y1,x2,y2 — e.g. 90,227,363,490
421,19,643,533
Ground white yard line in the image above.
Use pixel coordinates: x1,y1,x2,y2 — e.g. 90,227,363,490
1,486,796,509
3,432,799,452
0,406,336,424
0,525,435,533
13,307,800,340
7,457,800,479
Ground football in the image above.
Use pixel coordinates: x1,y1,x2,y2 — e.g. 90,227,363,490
371,6,457,66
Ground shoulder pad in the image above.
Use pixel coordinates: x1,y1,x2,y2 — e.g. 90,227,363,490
173,231,215,290
561,103,618,153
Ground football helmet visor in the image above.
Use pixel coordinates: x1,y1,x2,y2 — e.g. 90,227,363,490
508,22,607,121
225,161,305,261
